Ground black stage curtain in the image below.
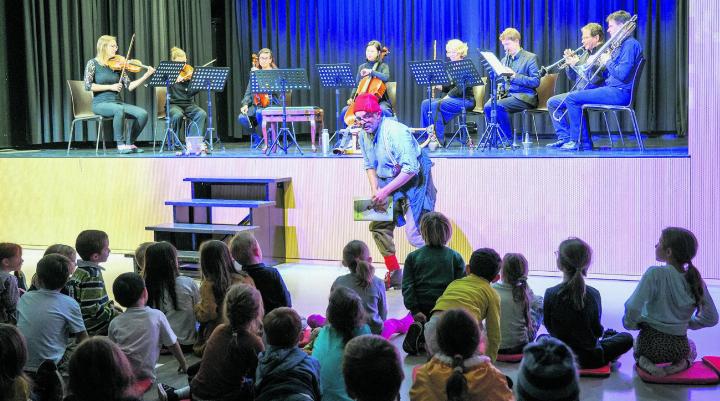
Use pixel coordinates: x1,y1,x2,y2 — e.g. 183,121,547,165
0,0,212,146
0,0,687,146
227,0,687,139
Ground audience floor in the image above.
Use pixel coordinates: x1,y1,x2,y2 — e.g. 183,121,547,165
146,262,720,401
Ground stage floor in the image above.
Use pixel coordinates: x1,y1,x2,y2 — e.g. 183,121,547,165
0,134,687,159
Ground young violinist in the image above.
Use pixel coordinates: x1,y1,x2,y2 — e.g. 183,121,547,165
420,39,476,146
168,47,207,137
238,48,278,151
84,35,156,154
341,40,393,130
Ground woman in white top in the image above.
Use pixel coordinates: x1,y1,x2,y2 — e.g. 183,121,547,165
624,227,718,376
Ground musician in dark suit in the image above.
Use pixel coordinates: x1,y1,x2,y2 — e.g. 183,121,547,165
546,23,605,148
483,28,540,145
557,10,643,151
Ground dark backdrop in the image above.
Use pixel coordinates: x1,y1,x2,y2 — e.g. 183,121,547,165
0,0,687,147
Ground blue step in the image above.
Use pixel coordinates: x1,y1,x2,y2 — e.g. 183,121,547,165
165,199,275,208
183,177,291,184
145,223,258,235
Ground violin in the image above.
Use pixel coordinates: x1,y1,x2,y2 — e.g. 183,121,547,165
106,55,151,73
251,54,270,107
177,59,217,82
344,46,389,127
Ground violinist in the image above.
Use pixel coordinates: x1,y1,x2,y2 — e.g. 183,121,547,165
168,47,207,137
84,35,155,154
420,39,476,145
238,48,278,151
340,40,394,130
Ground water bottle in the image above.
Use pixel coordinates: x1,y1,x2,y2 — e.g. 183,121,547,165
522,131,533,149
321,128,330,156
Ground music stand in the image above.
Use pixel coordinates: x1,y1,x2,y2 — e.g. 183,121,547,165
477,50,514,151
252,68,311,155
147,61,185,153
445,59,482,148
316,63,356,143
409,60,450,143
189,66,230,152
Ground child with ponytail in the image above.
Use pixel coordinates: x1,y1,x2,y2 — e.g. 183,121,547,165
492,253,543,354
624,227,718,376
410,308,513,401
544,237,633,369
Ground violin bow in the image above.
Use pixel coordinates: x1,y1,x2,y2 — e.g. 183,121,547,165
118,33,136,85
201,59,217,67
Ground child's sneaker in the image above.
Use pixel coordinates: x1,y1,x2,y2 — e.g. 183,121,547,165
402,321,425,355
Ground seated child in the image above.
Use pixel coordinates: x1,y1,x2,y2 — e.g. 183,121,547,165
515,336,580,401
410,308,513,401
133,241,155,274
109,273,187,383
492,253,543,354
143,242,200,350
28,244,78,294
544,237,633,369
230,231,291,314
255,307,322,401
624,227,718,376
194,239,254,356
423,248,502,362
403,212,465,320
312,287,371,401
1,242,24,324
343,335,404,401
189,283,265,400
67,230,121,335
17,254,88,373
65,337,142,401
0,323,31,401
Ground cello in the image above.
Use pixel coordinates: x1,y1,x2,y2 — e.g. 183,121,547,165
344,46,389,126
251,54,271,107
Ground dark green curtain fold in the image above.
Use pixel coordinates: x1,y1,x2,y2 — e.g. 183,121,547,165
0,0,212,146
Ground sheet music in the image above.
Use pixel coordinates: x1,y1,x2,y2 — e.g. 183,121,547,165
480,51,514,76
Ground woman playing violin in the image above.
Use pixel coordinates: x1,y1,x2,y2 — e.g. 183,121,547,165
168,47,207,137
238,48,278,151
84,35,155,154
420,39,476,146
340,40,394,130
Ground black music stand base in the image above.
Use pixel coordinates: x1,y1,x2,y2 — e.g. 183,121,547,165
159,78,186,154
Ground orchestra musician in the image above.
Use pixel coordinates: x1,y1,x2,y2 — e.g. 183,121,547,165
84,35,156,154
238,48,278,151
546,23,605,148
168,47,207,137
483,28,540,145
341,40,394,126
420,39,476,145
554,10,643,151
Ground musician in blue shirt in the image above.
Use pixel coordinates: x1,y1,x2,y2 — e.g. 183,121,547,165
483,28,541,146
546,23,606,148
557,10,643,151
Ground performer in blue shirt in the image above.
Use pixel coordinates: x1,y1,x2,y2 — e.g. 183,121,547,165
356,93,436,290
546,23,605,148
557,10,643,151
483,28,541,146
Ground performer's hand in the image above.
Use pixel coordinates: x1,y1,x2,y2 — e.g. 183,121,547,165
145,66,156,77
372,188,389,205
109,83,123,92
565,55,579,67
433,85,443,91
360,68,372,77
240,105,249,114
599,52,611,65
347,98,353,106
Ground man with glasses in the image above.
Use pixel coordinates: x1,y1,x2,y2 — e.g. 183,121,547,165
355,93,437,290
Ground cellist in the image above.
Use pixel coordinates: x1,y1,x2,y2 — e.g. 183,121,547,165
238,48,278,151
340,40,394,133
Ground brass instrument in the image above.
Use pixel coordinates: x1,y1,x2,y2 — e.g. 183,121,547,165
539,46,585,77
497,52,511,99
552,15,638,122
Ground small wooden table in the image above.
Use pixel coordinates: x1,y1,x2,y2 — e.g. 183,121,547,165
261,107,324,149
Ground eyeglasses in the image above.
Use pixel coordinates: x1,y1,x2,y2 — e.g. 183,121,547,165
354,113,378,123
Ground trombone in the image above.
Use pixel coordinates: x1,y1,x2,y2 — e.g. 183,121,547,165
552,15,638,122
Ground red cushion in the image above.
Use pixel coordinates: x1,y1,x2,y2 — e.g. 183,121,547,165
635,362,720,384
496,353,523,363
579,364,611,377
131,378,153,396
702,356,720,374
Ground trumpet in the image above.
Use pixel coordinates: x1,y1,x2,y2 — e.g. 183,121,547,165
539,46,585,77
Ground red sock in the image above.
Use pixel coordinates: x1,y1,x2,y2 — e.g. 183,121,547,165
384,254,400,272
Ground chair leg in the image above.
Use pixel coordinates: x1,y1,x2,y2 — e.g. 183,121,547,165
531,114,539,144
612,111,625,146
67,120,76,155
602,112,613,147
630,110,644,151
96,119,103,156
577,109,585,151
